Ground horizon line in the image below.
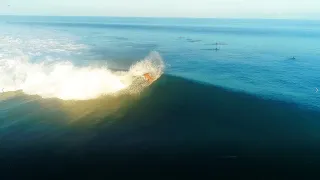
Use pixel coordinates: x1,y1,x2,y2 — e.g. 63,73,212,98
0,14,319,21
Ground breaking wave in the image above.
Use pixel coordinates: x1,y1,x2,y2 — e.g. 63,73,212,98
0,51,164,100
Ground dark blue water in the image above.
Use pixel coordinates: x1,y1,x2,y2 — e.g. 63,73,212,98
0,16,320,178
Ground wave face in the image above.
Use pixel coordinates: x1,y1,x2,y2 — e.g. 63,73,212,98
1,75,320,157
0,52,164,100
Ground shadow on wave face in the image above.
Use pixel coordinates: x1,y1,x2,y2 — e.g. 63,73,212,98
1,74,320,179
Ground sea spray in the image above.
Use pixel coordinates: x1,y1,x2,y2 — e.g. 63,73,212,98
0,52,165,100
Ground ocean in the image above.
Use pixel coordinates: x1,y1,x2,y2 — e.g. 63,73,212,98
0,16,320,178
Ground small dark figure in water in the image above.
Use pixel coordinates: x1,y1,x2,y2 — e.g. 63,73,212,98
214,42,220,51
291,56,296,60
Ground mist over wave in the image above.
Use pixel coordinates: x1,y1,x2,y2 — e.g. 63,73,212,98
0,33,87,58
0,51,164,100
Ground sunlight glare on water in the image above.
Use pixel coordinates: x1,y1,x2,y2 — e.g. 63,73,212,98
0,52,164,100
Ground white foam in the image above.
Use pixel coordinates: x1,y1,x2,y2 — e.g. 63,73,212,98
0,35,87,58
0,52,164,100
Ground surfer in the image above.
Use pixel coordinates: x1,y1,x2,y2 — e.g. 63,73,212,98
143,73,154,83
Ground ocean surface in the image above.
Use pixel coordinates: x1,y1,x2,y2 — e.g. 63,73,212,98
1,16,320,178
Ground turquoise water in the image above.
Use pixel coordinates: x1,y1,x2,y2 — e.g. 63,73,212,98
1,16,320,108
1,16,320,177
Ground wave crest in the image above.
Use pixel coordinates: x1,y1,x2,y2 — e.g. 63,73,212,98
0,51,164,100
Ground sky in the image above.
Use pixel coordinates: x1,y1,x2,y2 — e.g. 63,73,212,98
0,0,320,19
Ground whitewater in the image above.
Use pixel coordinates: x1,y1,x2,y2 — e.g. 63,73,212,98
0,34,164,100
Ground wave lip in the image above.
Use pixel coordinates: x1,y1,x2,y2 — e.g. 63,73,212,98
0,51,165,100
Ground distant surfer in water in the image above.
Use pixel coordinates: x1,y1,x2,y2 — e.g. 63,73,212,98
143,73,154,83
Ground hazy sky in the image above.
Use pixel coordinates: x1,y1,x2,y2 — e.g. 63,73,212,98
1,0,320,19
